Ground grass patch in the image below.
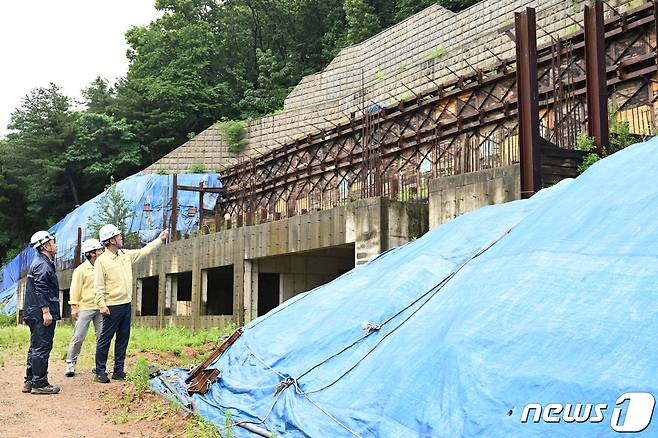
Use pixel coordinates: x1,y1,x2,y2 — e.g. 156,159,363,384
190,162,206,173
0,323,237,369
187,413,224,437
128,356,151,397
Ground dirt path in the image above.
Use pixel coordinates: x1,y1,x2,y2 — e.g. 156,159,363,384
0,359,168,438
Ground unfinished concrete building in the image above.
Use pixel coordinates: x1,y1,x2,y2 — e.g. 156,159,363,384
40,0,658,330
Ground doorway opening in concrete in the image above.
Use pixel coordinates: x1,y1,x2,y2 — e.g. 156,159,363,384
137,276,159,316
60,289,71,318
202,265,233,315
258,273,280,316
253,243,355,318
166,271,193,316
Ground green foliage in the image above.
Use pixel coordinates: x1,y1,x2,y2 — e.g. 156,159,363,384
86,177,139,245
219,120,248,153
578,152,602,174
574,133,596,152
575,120,637,174
186,413,222,438
426,46,446,59
341,0,382,46
1,247,21,267
396,0,479,21
66,112,141,184
609,120,634,154
0,305,14,327
224,410,235,438
574,133,599,174
82,77,116,114
190,163,206,173
128,357,151,397
375,70,386,81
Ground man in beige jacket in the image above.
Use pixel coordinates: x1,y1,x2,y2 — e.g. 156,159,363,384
93,224,168,383
65,238,104,377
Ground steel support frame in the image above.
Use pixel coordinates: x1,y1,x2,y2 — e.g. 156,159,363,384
585,0,610,153
515,7,541,199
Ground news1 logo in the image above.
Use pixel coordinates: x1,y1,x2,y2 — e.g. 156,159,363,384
520,392,656,433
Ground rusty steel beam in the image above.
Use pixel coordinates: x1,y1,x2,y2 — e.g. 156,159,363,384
198,182,205,232
74,227,82,267
585,0,610,153
222,50,657,203
186,328,243,383
515,7,542,199
171,174,178,241
176,184,224,194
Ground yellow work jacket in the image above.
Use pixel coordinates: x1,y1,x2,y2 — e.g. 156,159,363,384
94,239,162,308
69,259,99,310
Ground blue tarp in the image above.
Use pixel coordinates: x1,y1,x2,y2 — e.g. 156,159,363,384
0,172,221,314
155,138,658,436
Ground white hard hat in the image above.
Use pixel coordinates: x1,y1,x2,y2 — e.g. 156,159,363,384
30,230,55,249
81,238,103,254
99,224,121,243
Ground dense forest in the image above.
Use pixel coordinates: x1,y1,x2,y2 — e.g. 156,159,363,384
0,0,478,263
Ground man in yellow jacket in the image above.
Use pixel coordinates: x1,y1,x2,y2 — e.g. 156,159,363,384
94,224,169,383
65,238,104,377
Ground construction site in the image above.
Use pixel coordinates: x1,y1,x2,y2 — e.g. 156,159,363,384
2,0,658,436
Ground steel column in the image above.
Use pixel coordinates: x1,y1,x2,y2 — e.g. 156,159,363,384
171,174,178,241
585,0,609,153
515,7,542,198
74,227,82,267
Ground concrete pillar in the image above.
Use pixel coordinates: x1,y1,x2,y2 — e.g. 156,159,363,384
347,197,387,266
191,237,202,331
234,231,246,326
243,259,257,323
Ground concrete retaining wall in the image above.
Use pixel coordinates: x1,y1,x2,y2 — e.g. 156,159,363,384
52,198,429,330
428,165,520,228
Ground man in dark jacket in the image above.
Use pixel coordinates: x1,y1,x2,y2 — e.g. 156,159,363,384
23,230,61,395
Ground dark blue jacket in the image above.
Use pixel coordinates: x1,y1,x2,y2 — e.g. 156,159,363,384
24,252,61,320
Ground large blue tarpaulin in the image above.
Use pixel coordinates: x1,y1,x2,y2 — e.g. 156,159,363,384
0,172,221,314
154,138,658,436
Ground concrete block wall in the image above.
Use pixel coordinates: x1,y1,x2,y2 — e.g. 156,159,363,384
428,164,520,228
146,0,635,175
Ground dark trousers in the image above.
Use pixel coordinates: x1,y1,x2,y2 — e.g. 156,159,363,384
24,313,56,388
95,303,131,376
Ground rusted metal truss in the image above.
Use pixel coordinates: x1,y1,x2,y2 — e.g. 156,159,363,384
216,1,658,225
186,328,242,385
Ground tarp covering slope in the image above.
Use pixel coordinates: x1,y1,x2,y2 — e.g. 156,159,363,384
157,138,658,437
0,172,221,314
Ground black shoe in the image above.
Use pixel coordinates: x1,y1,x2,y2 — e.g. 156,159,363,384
22,381,32,393
95,374,110,383
31,385,60,395
111,371,126,381
65,371,75,377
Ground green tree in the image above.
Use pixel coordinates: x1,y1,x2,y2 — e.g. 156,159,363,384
118,0,234,162
66,112,142,200
341,0,382,46
0,140,28,260
239,48,294,117
87,178,139,247
81,77,117,115
4,83,76,219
